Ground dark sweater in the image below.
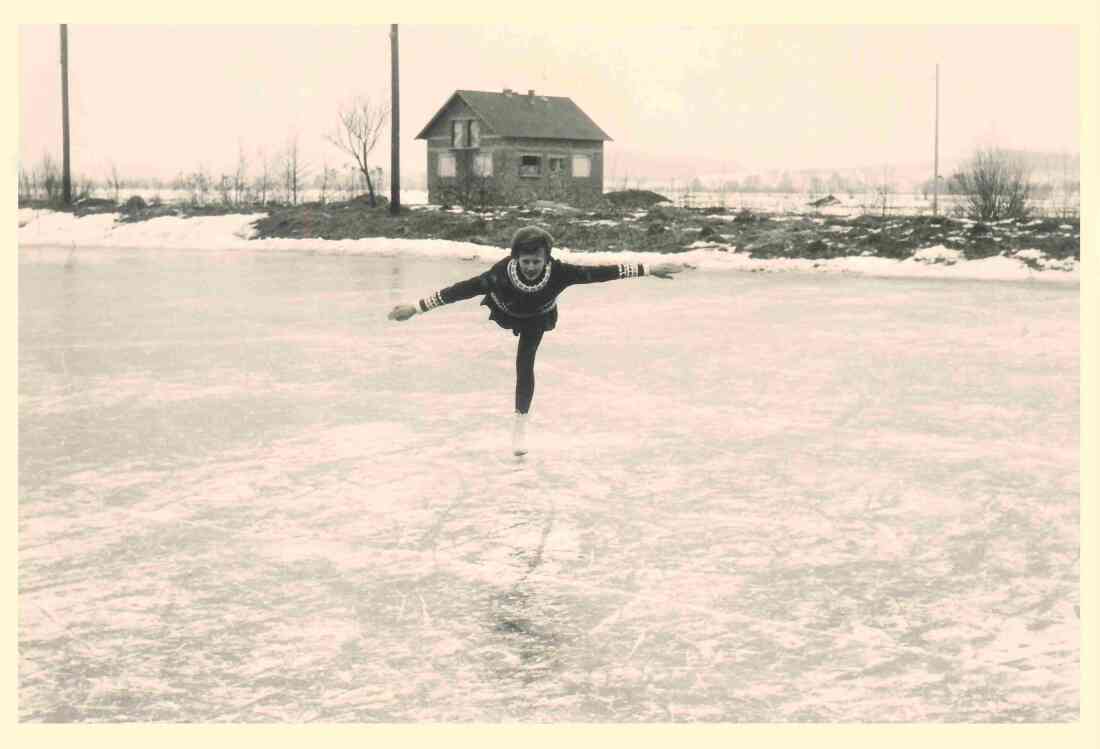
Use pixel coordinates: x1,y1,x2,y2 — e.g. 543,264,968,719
418,257,647,322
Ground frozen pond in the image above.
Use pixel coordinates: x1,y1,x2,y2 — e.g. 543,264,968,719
18,246,1079,722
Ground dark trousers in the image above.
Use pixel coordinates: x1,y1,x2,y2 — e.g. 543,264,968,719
515,328,544,414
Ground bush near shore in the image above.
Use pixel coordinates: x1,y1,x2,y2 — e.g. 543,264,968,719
20,195,1080,262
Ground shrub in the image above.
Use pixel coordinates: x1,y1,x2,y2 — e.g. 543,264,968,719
950,147,1032,221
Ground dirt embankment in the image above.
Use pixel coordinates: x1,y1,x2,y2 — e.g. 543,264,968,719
29,194,1081,261
250,201,1080,262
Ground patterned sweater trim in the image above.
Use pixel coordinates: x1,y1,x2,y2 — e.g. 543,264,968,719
417,261,647,313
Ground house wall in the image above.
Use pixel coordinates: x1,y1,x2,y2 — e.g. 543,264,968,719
493,138,604,205
423,102,605,205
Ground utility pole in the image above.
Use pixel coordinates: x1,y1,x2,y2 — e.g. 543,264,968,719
389,24,401,215
932,63,940,216
60,24,72,205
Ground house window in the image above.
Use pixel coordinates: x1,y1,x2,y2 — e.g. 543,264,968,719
548,157,567,174
451,120,480,148
572,154,592,178
474,153,493,177
519,155,542,177
438,153,456,177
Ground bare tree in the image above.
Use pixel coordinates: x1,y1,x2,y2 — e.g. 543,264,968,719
41,152,60,203
254,147,273,206
233,141,249,206
281,133,308,206
108,162,124,203
326,96,390,207
73,174,95,202
950,146,1032,221
317,162,340,205
18,165,33,204
187,164,211,206
873,166,895,217
217,174,232,206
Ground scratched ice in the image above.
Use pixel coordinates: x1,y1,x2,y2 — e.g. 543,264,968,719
19,246,1079,722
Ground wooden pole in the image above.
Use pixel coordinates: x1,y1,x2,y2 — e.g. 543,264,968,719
61,24,72,205
932,63,940,216
389,24,401,214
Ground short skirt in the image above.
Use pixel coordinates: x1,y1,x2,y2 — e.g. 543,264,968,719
481,296,558,336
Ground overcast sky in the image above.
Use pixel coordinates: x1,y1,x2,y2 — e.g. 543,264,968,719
17,23,1080,183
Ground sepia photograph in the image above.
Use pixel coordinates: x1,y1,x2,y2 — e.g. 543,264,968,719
14,16,1089,729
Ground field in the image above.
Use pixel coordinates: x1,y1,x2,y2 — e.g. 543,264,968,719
18,247,1079,722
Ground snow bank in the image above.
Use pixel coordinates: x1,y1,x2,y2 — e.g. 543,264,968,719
17,209,1078,284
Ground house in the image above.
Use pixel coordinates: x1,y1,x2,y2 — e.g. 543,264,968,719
415,89,612,206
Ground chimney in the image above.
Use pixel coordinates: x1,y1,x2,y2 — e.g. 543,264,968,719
503,88,513,95
528,89,535,97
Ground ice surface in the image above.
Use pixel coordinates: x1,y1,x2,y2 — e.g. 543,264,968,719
18,247,1079,722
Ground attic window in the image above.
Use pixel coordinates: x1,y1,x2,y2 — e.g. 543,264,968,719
519,155,542,178
451,119,479,148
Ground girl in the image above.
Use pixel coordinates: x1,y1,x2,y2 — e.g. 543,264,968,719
388,226,688,455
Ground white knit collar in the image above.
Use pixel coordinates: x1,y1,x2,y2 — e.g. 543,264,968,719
507,258,552,293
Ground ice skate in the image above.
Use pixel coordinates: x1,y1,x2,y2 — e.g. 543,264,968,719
512,412,528,456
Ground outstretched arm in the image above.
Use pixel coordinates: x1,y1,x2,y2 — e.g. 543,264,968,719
558,260,693,285
388,271,493,322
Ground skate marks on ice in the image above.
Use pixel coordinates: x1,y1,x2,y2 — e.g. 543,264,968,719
18,254,1079,721
20,426,1079,720
19,372,1080,721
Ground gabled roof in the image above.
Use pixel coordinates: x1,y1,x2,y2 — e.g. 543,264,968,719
415,90,612,142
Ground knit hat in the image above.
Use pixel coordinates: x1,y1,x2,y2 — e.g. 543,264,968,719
510,226,554,258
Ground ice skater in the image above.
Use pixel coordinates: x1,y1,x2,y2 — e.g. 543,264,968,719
388,226,689,455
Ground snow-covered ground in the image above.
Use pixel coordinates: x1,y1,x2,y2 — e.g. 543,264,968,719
18,243,1079,722
16,208,1080,284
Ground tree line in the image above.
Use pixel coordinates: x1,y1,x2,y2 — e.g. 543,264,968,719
19,96,398,209
642,147,1078,221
